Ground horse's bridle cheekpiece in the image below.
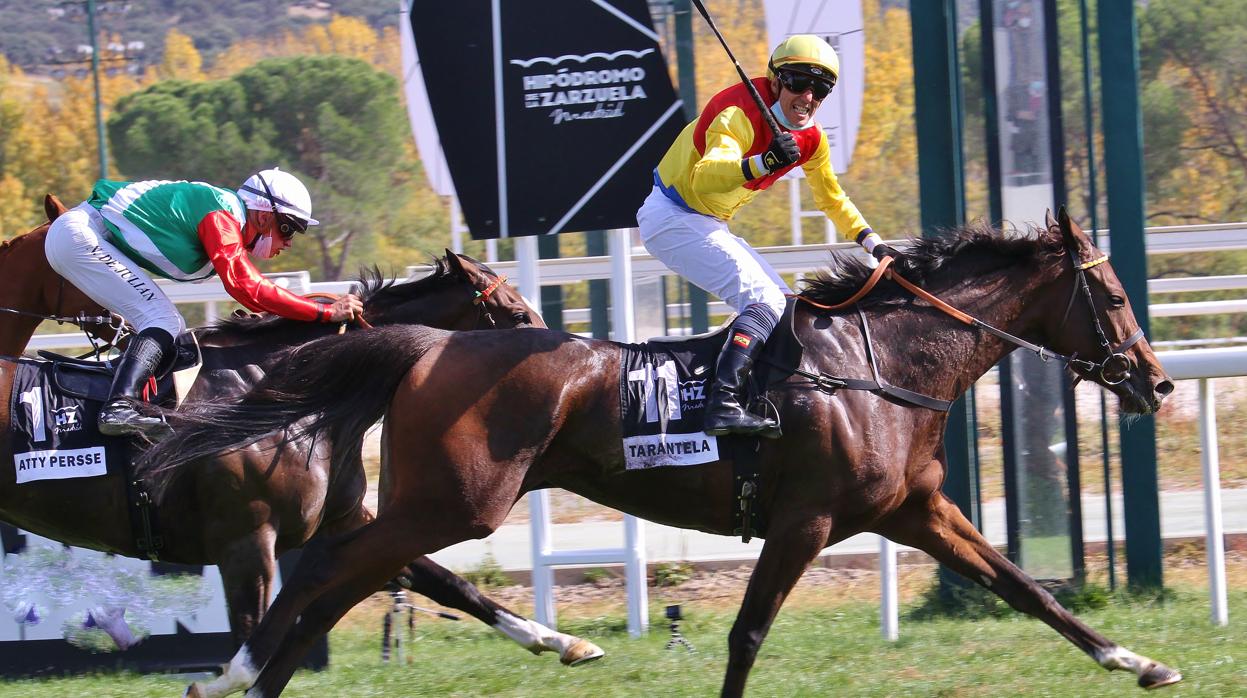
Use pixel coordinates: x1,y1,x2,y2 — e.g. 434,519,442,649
1060,251,1143,386
472,274,508,328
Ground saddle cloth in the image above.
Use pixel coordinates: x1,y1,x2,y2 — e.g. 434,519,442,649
9,358,129,484
617,300,802,470
10,332,203,485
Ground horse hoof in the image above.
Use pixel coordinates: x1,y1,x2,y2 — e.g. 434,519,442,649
560,638,605,666
1137,662,1182,690
184,684,205,698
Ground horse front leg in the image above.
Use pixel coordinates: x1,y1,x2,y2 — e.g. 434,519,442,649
238,515,445,698
398,556,604,666
876,489,1182,690
722,514,833,698
186,529,277,698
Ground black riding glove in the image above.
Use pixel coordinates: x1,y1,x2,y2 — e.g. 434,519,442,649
762,132,800,172
743,131,802,180
871,243,911,274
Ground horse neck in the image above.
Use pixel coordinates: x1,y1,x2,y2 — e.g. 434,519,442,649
0,228,54,354
872,254,1059,399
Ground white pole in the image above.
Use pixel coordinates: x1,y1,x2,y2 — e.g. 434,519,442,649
879,535,898,641
789,177,802,245
514,234,557,626
529,489,556,628
449,195,465,254
609,227,649,637
1199,378,1228,626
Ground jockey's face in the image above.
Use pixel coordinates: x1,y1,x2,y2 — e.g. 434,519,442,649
772,71,826,130
245,210,294,258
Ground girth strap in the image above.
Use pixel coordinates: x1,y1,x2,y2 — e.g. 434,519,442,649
126,476,163,562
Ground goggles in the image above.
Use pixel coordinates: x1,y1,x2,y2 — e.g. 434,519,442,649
778,70,835,100
275,212,308,239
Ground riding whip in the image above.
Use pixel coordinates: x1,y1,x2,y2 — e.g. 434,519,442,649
688,0,782,138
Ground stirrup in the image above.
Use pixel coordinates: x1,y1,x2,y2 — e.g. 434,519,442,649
99,401,172,441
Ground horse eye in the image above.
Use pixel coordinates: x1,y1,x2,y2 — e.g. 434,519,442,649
1108,295,1126,308
512,312,530,324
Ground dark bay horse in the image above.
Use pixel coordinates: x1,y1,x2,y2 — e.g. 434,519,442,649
0,253,602,668
149,210,1181,697
0,195,116,356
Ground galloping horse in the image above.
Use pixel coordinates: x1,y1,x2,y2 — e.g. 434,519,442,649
150,210,1181,697
0,252,602,665
0,195,116,356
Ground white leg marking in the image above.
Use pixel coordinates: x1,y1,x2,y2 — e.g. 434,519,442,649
1096,645,1150,674
492,610,605,665
186,647,259,698
493,610,554,654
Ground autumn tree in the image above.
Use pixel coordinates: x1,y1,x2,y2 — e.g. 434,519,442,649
108,55,410,280
156,29,206,82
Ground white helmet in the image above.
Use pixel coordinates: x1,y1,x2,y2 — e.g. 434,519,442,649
238,167,319,226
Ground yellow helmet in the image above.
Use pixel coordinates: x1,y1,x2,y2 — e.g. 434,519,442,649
767,34,840,85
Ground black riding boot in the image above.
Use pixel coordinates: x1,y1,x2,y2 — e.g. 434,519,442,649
702,329,780,439
98,328,173,440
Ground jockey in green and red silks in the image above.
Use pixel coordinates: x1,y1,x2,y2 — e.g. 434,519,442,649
638,34,904,439
44,168,363,440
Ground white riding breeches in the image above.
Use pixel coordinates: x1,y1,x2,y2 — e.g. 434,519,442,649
637,186,791,318
44,203,186,337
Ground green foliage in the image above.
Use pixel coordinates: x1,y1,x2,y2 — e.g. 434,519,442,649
652,561,694,587
582,567,612,585
107,55,408,279
1,581,1244,697
458,552,513,589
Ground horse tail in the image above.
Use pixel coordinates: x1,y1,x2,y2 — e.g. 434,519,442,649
137,324,449,497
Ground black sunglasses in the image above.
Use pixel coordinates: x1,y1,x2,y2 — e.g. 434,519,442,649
778,70,835,100
275,212,308,238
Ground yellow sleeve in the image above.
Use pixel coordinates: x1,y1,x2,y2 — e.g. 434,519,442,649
803,134,871,240
688,106,756,195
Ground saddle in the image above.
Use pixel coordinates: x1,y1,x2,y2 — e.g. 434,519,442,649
624,300,803,542
36,332,203,407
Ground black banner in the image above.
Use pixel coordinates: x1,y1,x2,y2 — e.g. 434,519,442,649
410,0,685,239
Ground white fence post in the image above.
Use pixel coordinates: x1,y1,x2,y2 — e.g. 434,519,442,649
1199,378,1228,626
880,535,898,641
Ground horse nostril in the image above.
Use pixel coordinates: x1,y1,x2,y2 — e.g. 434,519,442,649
1155,380,1174,397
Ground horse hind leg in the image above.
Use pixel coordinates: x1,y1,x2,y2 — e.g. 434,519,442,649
399,556,604,666
722,514,834,698
876,491,1181,690
184,531,278,698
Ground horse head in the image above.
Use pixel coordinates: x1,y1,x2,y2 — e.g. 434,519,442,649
1035,208,1173,414
362,251,544,331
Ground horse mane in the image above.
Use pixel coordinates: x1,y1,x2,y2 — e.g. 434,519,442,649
200,257,456,340
799,222,1065,309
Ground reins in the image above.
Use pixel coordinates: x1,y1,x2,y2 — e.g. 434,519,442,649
785,245,1145,404
305,292,373,331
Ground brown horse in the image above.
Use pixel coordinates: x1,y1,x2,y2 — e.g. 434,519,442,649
149,210,1181,697
0,195,117,356
0,252,603,667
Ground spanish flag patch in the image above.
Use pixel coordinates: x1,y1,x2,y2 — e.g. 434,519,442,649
731,332,752,349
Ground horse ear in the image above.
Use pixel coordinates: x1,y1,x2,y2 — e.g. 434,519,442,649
1058,206,1097,256
445,249,470,278
45,194,67,222
1044,209,1059,232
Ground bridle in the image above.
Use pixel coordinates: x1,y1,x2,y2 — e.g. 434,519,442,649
795,238,1146,389
471,273,509,328
1058,252,1143,386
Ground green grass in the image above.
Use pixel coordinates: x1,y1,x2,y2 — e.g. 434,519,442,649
0,583,1242,697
